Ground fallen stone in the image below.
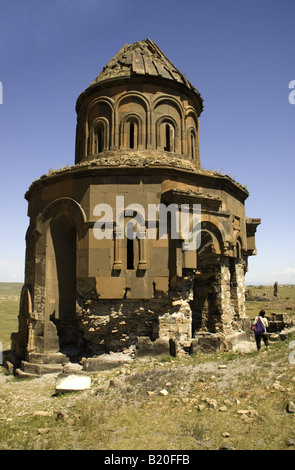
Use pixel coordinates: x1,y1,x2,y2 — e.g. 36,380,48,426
196,404,205,412
219,442,235,450
55,373,91,393
33,411,52,417
109,377,125,389
63,362,83,373
159,389,169,396
286,438,295,446
219,406,227,412
37,428,51,435
286,402,295,413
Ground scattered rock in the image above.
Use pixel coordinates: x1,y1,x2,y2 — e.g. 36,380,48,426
286,402,295,413
286,438,295,447
273,381,285,391
63,363,83,373
222,432,231,438
219,406,227,412
109,377,125,389
219,442,235,450
203,398,218,409
56,410,67,420
159,389,169,396
237,410,249,415
33,411,52,417
37,428,50,435
196,404,205,412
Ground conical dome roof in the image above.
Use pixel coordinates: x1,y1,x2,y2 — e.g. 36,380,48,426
88,39,202,105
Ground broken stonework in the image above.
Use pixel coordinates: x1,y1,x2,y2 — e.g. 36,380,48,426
7,39,260,374
135,337,170,357
190,334,231,354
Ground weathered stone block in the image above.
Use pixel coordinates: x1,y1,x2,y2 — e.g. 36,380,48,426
190,335,221,354
153,338,170,356
135,336,154,357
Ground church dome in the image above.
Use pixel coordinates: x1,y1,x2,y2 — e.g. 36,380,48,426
88,38,203,107
75,39,203,167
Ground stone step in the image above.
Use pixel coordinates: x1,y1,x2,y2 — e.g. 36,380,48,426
15,368,39,379
21,361,63,376
27,352,70,365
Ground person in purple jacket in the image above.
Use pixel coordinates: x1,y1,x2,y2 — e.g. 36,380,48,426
253,310,269,352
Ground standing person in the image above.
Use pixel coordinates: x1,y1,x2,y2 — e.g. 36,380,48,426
252,310,269,352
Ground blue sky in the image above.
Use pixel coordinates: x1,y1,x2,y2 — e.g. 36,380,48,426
0,0,294,284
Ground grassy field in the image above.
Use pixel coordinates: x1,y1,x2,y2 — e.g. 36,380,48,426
0,337,295,450
245,284,295,319
0,283,22,350
0,283,295,450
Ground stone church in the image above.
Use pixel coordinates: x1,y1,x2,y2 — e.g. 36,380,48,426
9,39,260,374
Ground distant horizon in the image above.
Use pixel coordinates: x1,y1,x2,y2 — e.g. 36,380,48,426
1,280,294,287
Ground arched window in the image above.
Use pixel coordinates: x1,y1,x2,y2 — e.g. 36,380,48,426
188,128,197,160
190,132,195,160
164,124,171,151
119,115,141,150
129,121,136,149
90,118,109,155
94,124,104,153
156,118,177,153
162,122,175,152
127,238,134,270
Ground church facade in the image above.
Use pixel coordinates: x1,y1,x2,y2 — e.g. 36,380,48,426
10,39,260,373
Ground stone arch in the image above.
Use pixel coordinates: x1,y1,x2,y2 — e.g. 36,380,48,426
187,126,197,160
155,115,180,153
116,92,149,148
119,112,143,149
197,221,224,257
89,117,110,154
187,216,226,257
152,94,184,120
38,198,87,239
185,107,199,162
75,111,87,163
153,95,184,153
116,91,150,113
35,198,87,353
86,97,114,153
16,285,33,357
234,233,246,258
114,207,146,271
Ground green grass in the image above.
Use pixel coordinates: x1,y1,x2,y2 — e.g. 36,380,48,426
0,283,295,450
0,283,22,350
245,284,295,319
1,336,295,450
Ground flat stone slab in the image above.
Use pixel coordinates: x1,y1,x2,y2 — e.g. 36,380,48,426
82,353,134,371
55,373,91,393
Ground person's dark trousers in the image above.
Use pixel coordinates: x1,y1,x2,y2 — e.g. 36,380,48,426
255,333,269,350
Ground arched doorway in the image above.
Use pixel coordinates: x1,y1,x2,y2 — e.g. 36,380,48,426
45,212,78,354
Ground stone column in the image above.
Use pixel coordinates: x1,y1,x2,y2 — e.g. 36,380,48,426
113,226,123,270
